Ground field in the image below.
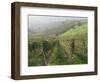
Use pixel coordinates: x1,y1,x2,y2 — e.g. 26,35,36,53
28,16,88,66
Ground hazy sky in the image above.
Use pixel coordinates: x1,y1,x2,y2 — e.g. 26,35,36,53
28,15,87,33
29,15,68,30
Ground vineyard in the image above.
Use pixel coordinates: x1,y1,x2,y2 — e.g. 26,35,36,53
28,22,88,66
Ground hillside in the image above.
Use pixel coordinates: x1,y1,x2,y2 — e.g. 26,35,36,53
28,16,87,37
28,22,88,66
59,23,87,40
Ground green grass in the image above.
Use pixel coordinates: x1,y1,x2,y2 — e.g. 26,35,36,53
28,23,88,66
59,23,87,40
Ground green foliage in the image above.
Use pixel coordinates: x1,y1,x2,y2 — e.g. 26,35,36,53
60,23,87,37
28,23,88,66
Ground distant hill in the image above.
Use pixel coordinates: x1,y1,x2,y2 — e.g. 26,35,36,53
29,19,87,37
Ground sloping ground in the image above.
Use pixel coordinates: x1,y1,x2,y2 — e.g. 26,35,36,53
59,23,87,40
57,23,88,64
28,23,88,66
